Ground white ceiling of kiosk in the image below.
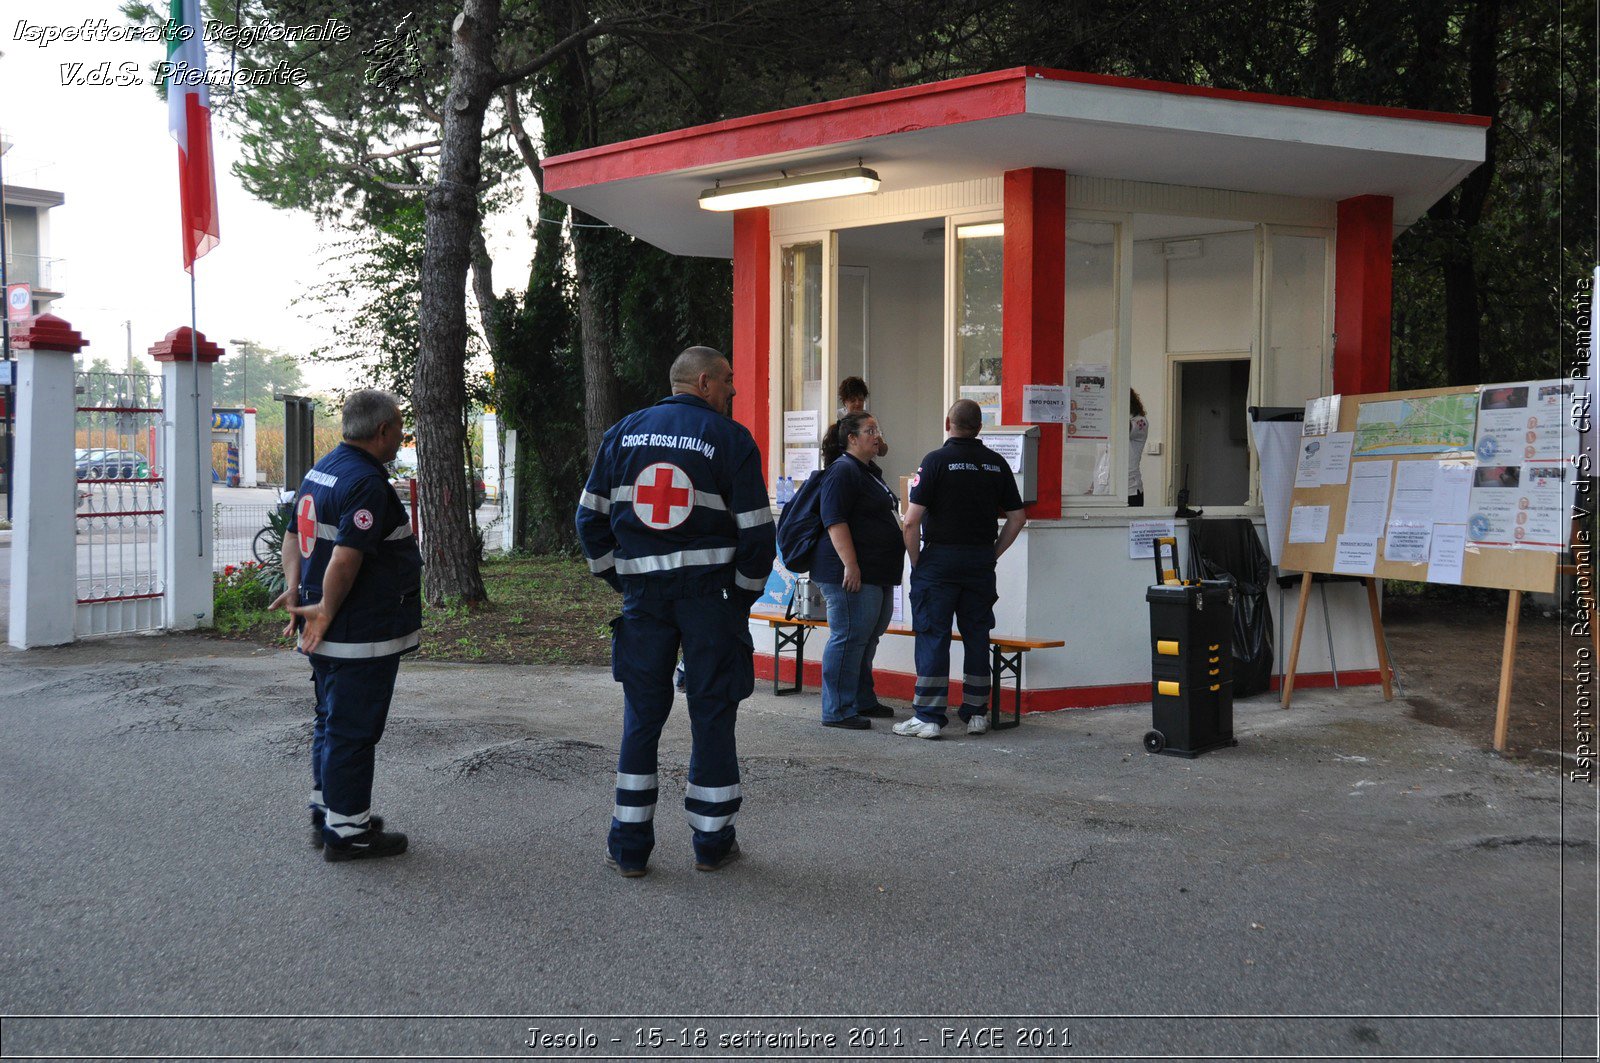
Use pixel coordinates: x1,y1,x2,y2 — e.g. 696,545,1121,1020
547,77,1486,260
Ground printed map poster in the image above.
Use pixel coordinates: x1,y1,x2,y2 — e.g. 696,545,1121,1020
960,385,1002,427
1066,364,1110,440
1476,379,1575,465
1354,393,1478,457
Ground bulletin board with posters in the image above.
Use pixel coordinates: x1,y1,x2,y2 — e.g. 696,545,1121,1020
1277,381,1583,749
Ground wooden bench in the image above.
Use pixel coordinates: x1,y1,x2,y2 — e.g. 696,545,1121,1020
750,613,1063,731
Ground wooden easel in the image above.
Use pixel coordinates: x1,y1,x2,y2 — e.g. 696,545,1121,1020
1280,571,1394,709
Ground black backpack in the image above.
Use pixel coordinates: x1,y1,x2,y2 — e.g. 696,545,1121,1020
774,468,830,574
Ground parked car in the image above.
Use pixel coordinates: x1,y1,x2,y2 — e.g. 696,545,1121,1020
75,448,150,480
388,450,487,508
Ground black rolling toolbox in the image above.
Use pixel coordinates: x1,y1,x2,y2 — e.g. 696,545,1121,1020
1143,536,1238,758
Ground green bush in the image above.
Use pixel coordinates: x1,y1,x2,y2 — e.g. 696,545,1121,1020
213,562,277,635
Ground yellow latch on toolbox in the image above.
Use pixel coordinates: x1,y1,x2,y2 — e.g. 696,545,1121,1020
1157,680,1180,697
1208,643,1220,651
1209,668,1220,676
1157,640,1180,656
1208,655,1220,664
1210,684,1221,692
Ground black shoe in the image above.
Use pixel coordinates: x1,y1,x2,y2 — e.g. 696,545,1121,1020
858,704,895,718
323,826,408,862
823,716,871,730
310,811,383,848
604,854,649,879
694,841,742,872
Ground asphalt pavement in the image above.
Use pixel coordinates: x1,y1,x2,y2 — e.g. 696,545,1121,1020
1,634,1595,1061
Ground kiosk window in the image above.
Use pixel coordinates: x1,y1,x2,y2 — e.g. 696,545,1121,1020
781,241,824,483
955,224,1004,425
1063,218,1123,497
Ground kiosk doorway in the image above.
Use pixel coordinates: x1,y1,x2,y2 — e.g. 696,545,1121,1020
1170,356,1251,506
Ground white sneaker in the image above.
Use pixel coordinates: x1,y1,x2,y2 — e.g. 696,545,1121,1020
966,712,990,736
892,717,943,740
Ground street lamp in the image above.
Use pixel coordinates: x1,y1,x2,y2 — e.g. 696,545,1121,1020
2,130,14,521
228,338,250,409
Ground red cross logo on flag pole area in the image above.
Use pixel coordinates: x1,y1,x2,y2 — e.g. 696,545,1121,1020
632,462,694,529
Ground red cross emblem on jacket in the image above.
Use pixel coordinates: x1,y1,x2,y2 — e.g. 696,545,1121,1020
632,462,693,529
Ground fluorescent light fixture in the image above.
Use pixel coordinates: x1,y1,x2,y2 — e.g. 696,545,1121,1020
956,222,1004,239
699,166,880,212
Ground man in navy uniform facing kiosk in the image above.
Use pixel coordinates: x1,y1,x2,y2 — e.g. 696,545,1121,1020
577,346,775,878
895,399,1028,740
273,389,421,861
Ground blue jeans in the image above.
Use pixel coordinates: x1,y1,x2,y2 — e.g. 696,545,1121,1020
817,582,895,723
909,545,996,727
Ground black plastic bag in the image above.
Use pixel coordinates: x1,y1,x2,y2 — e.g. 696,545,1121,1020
1187,517,1274,697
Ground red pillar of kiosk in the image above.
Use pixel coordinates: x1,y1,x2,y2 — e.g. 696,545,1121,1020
731,207,772,475
1000,167,1066,519
1333,194,1395,396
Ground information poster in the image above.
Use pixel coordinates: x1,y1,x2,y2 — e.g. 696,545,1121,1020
1333,534,1378,574
1383,522,1431,564
1303,395,1341,437
1288,505,1330,544
1128,519,1177,560
986,434,1024,473
1319,433,1355,485
1344,461,1393,537
1294,436,1326,489
1427,525,1468,584
783,410,820,444
1354,393,1478,456
1022,384,1067,424
1065,364,1110,440
960,385,1002,426
784,448,821,483
1476,380,1574,464
1466,464,1520,545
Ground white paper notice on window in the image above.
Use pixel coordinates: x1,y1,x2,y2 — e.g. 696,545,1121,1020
1383,521,1432,563
986,433,1025,473
1129,519,1177,560
784,448,820,483
1333,534,1378,574
1319,433,1355,485
1022,384,1067,424
783,409,820,444
1288,504,1330,544
1427,524,1468,585
1294,437,1326,489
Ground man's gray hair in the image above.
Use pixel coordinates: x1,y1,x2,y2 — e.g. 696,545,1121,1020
669,346,728,389
342,389,403,441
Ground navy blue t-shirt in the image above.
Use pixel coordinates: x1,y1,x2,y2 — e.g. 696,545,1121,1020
811,454,906,587
908,435,1024,547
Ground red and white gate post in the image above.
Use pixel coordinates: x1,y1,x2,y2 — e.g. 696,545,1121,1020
149,327,222,631
7,314,87,648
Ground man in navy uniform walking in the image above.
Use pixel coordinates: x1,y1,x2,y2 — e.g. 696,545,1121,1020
577,347,775,877
895,399,1027,740
273,389,421,861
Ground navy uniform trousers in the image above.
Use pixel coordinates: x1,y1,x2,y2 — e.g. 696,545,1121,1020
609,589,753,869
909,544,996,727
310,654,401,835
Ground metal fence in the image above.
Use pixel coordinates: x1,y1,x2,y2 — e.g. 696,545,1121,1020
75,371,165,636
214,504,280,573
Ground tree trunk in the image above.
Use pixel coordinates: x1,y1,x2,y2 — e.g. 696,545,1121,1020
571,209,622,456
1441,254,1482,386
414,0,499,606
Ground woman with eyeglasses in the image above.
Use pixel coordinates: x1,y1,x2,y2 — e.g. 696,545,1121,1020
812,411,905,730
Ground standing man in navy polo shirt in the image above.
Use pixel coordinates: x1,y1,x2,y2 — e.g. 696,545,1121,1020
273,389,421,861
895,399,1027,740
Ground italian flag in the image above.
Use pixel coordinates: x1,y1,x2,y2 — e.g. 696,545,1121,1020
166,0,219,271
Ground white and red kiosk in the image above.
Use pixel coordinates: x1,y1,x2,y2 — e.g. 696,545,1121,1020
543,67,1488,710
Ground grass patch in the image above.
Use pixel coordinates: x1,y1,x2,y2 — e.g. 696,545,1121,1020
207,553,616,666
